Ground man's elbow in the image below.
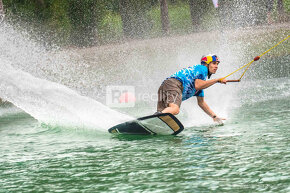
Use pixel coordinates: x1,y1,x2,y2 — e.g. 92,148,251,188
195,83,202,90
195,86,202,90
195,80,205,90
198,101,204,108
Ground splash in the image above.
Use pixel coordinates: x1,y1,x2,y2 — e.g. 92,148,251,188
0,22,134,131
0,60,133,130
0,21,247,129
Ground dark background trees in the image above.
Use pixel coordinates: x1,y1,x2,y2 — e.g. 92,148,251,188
189,0,212,32
119,0,153,38
68,0,103,46
1,0,288,47
160,0,170,34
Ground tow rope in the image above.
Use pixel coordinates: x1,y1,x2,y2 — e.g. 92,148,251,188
222,35,289,82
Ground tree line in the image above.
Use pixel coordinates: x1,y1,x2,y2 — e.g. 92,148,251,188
1,0,287,47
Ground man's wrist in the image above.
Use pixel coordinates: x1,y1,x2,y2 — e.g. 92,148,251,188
212,115,217,118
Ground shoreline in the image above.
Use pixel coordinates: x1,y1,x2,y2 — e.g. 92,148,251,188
56,22,290,72
64,22,290,52
61,22,290,61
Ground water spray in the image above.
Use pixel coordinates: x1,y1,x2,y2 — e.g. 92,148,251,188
0,0,5,24
222,35,289,82
0,14,4,23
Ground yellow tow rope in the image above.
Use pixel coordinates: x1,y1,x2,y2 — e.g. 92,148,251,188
221,35,289,82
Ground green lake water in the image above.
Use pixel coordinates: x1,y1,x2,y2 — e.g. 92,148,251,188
0,22,289,192
0,76,289,192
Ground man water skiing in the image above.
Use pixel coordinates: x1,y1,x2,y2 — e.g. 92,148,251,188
156,54,227,123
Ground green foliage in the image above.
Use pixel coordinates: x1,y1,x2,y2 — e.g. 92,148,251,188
4,0,38,21
148,6,162,36
2,0,288,47
98,11,123,43
119,0,154,38
200,4,219,31
168,2,192,33
285,0,290,12
48,0,71,45
68,0,102,46
148,1,215,36
104,0,120,12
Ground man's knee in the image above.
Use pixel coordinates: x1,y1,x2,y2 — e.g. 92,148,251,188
173,108,180,115
169,103,180,115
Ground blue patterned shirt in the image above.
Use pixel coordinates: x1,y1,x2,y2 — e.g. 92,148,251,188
169,64,208,101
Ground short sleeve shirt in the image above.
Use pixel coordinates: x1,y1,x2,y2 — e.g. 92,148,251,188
168,64,208,101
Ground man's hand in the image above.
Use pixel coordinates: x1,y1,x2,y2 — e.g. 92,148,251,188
218,78,227,84
213,116,226,124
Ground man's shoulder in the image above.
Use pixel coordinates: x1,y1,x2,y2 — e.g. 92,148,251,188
174,64,207,77
185,64,200,70
188,64,207,74
194,64,207,70
196,64,208,74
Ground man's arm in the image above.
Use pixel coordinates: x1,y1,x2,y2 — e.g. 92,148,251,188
197,96,225,123
195,78,226,90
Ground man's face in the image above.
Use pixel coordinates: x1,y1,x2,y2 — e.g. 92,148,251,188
208,61,219,74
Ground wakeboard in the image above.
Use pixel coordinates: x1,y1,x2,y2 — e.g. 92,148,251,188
108,113,184,135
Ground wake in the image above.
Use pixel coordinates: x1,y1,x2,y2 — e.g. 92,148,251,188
0,61,133,131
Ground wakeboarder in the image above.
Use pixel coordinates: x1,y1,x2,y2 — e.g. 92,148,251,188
156,54,227,124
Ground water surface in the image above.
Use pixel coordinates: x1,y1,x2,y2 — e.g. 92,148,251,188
1,77,289,192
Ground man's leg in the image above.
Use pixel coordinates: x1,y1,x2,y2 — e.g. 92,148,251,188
156,78,183,114
161,103,180,115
